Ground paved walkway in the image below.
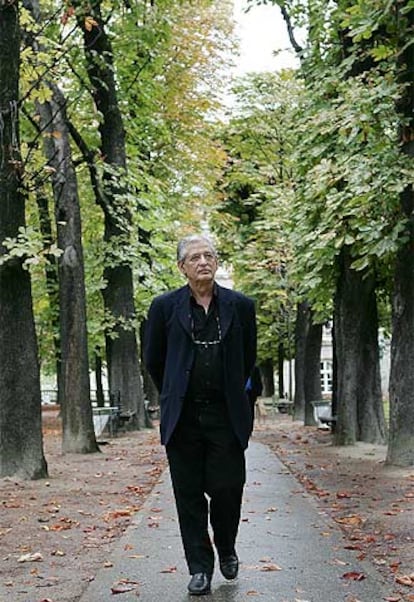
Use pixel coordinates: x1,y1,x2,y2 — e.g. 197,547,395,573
79,441,389,601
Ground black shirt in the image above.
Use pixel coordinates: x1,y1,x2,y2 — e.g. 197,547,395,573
186,290,224,401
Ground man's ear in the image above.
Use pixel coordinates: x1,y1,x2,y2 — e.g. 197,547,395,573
178,261,187,277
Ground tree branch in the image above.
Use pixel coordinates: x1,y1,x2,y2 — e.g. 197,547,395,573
67,120,110,216
280,4,303,57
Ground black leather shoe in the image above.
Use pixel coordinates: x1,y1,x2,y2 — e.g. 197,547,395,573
187,572,212,595
219,554,239,580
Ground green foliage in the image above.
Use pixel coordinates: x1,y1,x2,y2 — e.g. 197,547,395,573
290,66,409,309
212,71,300,363
19,0,234,372
0,226,62,269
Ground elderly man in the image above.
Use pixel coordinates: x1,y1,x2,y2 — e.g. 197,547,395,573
144,233,257,595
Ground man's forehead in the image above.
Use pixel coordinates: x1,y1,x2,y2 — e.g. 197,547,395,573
186,242,213,255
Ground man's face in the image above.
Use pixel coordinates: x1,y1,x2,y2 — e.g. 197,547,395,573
178,242,218,286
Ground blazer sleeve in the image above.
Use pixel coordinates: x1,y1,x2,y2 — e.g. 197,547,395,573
143,296,167,393
244,297,257,383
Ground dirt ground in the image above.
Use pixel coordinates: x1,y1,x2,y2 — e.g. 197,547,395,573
0,407,413,602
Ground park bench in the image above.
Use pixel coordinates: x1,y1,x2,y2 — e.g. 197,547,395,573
310,400,336,428
144,399,160,420
92,405,120,437
276,398,294,414
95,392,136,436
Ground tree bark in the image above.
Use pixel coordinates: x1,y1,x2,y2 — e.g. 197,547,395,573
37,84,98,453
304,319,322,426
387,0,414,466
331,321,338,433
0,0,47,479
94,350,105,408
260,358,275,398
293,301,309,421
76,0,145,428
334,249,384,445
357,278,386,443
277,341,285,398
35,186,63,403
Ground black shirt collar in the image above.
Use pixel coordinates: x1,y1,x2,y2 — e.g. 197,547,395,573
187,282,218,305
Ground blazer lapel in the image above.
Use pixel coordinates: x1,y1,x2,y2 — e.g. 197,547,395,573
217,285,234,340
175,286,192,339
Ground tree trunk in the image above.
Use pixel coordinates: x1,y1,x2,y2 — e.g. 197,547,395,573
0,1,47,479
94,350,105,408
331,321,338,433
37,84,98,453
334,260,358,445
277,342,284,398
260,358,274,397
293,301,309,421
304,319,322,426
76,0,145,428
388,219,414,465
357,277,386,444
35,186,63,403
387,1,414,466
334,249,384,445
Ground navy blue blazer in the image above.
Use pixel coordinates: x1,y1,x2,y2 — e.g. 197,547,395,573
144,283,257,449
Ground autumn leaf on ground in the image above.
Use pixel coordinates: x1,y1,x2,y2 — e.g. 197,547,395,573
335,514,365,527
341,571,366,581
260,563,282,571
332,558,349,566
111,579,140,594
337,491,352,499
395,574,414,587
125,485,145,495
103,508,135,522
3,500,22,508
17,552,43,563
160,566,177,573
49,517,79,531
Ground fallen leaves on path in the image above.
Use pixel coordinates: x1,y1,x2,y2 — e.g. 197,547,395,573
253,418,414,597
259,563,283,571
111,578,140,594
160,565,177,573
342,571,366,581
335,514,365,527
17,552,44,563
395,574,414,587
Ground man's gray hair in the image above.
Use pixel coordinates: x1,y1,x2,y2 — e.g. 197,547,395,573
177,234,217,262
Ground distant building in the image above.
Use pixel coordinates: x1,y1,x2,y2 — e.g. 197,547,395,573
282,324,391,400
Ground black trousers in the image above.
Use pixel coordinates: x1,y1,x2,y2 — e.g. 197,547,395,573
166,398,246,576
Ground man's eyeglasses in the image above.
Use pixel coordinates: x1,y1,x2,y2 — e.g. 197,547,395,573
191,314,222,347
186,252,216,265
